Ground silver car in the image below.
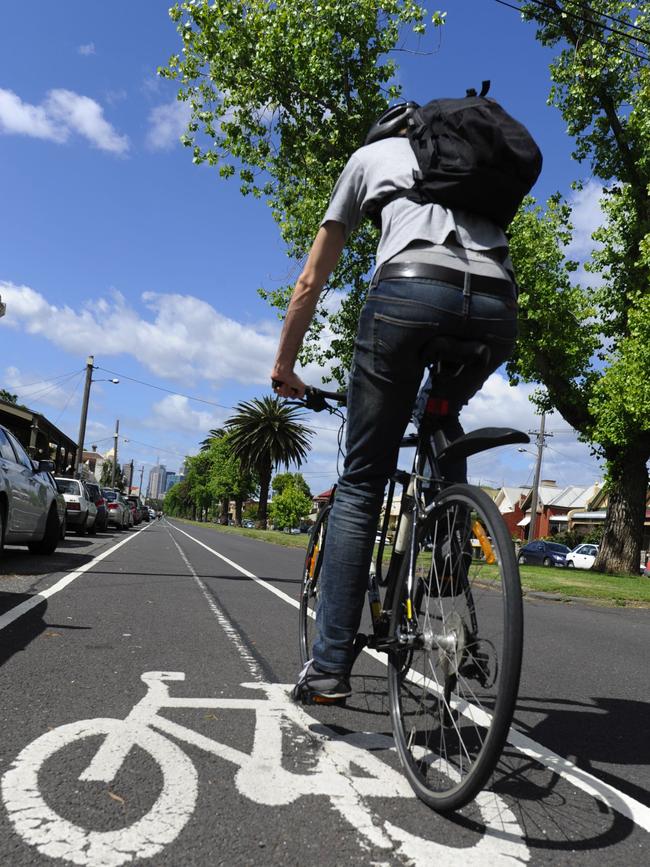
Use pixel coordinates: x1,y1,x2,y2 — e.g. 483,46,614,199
55,478,98,535
102,488,129,530
0,424,66,555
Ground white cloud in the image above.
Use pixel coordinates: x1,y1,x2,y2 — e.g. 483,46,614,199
78,42,96,56
567,180,605,260
0,88,64,141
0,280,279,387
0,87,128,154
147,395,226,435
2,365,78,410
146,98,191,150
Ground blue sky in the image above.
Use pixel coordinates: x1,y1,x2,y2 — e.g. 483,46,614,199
0,0,605,495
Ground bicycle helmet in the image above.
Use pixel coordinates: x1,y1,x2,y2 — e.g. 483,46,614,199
364,101,420,146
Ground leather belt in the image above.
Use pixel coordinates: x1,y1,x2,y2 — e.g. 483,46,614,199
373,261,517,299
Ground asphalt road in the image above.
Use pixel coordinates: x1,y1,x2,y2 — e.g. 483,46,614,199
0,518,648,866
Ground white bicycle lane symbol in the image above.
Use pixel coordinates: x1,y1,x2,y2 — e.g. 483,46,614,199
2,671,529,866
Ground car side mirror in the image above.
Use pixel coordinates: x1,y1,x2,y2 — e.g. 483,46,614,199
36,459,56,473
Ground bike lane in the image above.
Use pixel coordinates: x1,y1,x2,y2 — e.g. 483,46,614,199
0,517,647,866
163,519,650,867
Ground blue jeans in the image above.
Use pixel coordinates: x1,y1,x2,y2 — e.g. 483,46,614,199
312,277,518,673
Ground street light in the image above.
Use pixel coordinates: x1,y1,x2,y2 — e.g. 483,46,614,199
75,356,120,477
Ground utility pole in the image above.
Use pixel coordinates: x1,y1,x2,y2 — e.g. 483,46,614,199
111,419,120,488
139,465,145,496
527,413,553,543
75,355,94,477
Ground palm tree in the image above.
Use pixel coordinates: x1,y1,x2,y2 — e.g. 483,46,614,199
200,428,226,452
225,396,313,528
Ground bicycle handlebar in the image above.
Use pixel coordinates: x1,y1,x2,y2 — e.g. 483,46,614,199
272,379,347,412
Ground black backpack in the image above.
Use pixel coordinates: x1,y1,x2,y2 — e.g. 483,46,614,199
371,83,542,229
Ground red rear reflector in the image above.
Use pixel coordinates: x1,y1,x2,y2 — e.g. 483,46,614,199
426,397,449,416
67,502,80,510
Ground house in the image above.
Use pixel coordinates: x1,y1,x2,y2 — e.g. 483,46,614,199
569,486,650,551
0,397,77,474
516,480,601,539
494,487,530,538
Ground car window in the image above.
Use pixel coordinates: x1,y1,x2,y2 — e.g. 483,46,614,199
547,542,570,553
57,478,81,495
5,430,33,470
102,490,117,501
0,429,17,462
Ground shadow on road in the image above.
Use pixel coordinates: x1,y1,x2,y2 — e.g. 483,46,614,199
0,593,92,669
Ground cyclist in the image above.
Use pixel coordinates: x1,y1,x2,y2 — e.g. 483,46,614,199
272,102,521,703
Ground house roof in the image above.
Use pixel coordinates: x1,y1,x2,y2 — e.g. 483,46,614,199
521,482,600,512
314,488,334,500
495,486,530,512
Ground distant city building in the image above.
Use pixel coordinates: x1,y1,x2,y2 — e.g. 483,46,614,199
123,460,134,491
165,472,181,492
147,463,167,499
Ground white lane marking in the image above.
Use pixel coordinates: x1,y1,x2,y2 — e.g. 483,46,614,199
0,524,151,633
167,530,263,682
2,674,528,866
169,522,650,836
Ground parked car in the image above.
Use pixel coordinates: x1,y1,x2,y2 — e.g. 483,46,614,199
84,481,108,531
102,488,129,530
566,543,599,569
55,478,98,535
0,424,66,555
126,495,144,525
518,539,570,567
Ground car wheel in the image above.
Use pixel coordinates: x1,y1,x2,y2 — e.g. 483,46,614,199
543,556,553,567
76,515,88,536
567,560,575,568
28,506,60,555
88,520,97,536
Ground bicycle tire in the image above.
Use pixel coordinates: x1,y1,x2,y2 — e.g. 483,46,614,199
387,484,523,812
298,504,330,665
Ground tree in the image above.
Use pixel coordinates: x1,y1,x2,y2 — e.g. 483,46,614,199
507,1,650,573
161,0,443,383
164,479,194,517
200,428,225,452
272,472,311,499
225,396,313,528
184,451,214,520
207,434,257,526
100,460,125,491
269,484,313,531
0,389,17,405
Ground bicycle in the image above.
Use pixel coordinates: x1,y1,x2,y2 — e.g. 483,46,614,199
291,335,529,813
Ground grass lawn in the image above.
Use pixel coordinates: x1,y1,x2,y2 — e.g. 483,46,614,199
174,519,650,607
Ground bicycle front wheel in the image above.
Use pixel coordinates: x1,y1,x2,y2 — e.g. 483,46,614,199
299,504,329,665
388,484,523,812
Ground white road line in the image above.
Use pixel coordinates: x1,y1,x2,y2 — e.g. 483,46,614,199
169,522,650,836
0,524,150,633
167,530,264,682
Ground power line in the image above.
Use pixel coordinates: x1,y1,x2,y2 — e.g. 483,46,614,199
527,0,650,49
94,365,344,435
7,369,83,392
491,0,650,62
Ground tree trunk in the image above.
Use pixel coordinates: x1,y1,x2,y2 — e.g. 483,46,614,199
594,448,648,575
220,497,229,525
235,498,243,527
257,464,271,529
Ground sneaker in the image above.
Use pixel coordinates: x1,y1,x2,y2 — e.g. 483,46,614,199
291,659,351,705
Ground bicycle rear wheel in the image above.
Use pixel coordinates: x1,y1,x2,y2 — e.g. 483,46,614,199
388,484,523,812
299,505,329,665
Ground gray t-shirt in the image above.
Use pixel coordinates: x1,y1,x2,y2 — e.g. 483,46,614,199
321,138,512,278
